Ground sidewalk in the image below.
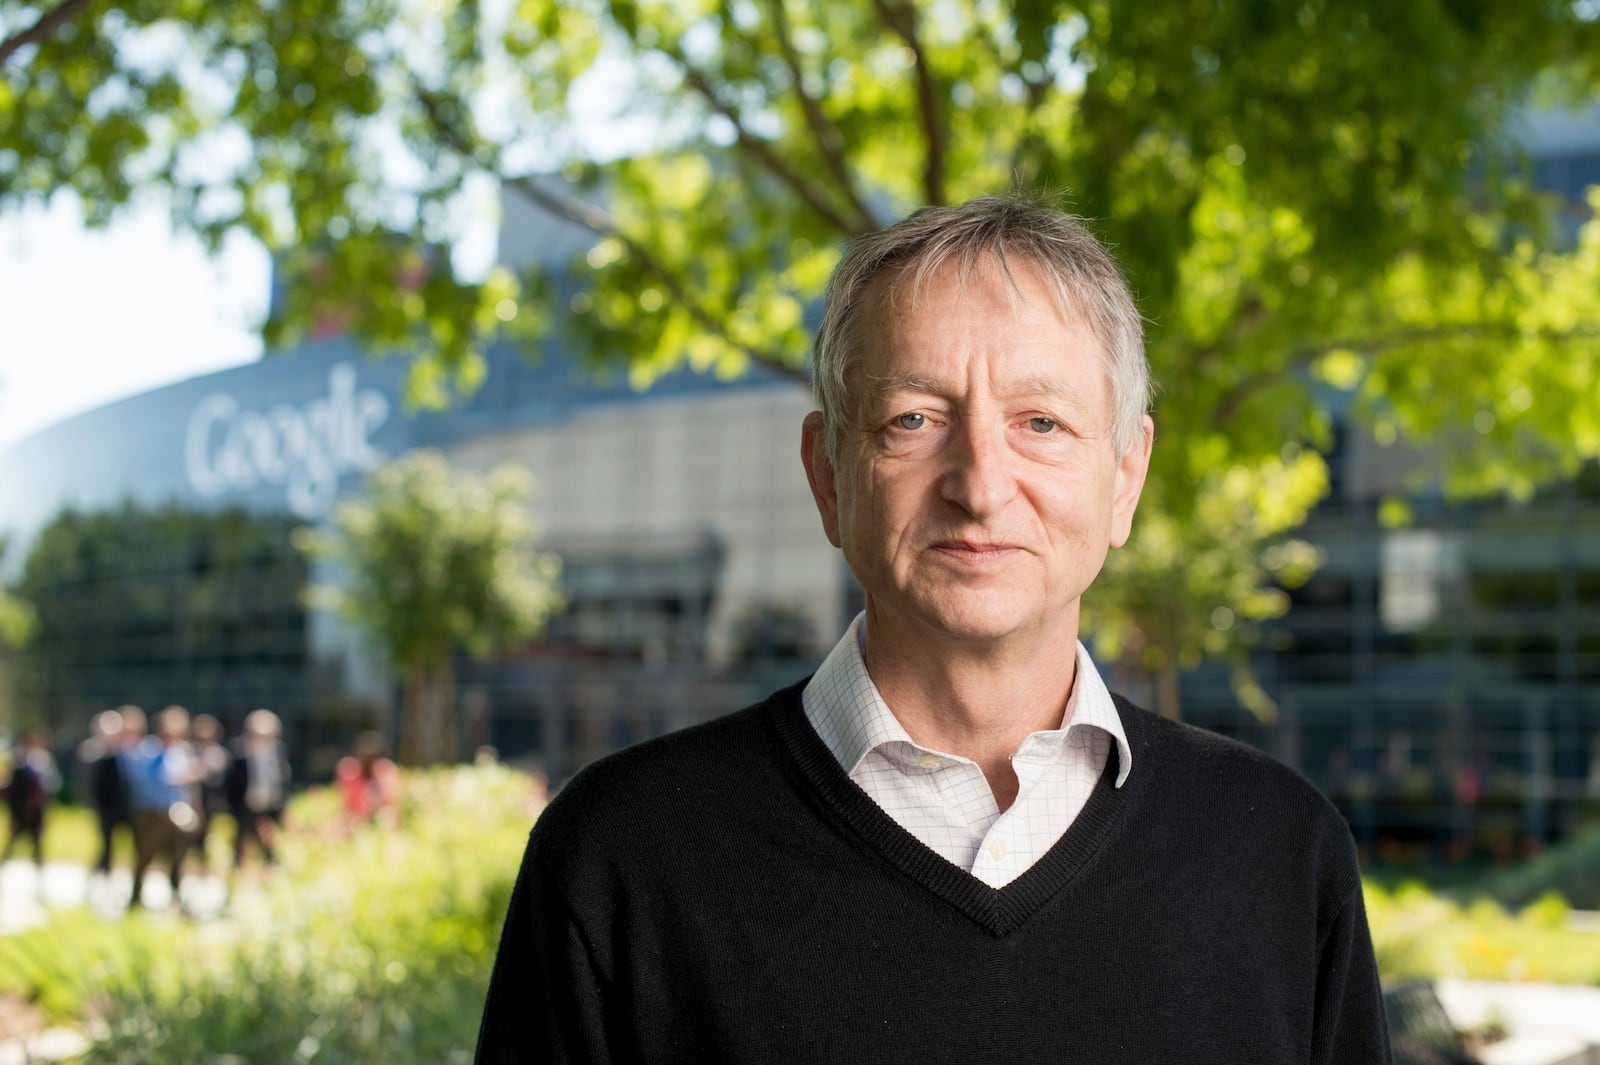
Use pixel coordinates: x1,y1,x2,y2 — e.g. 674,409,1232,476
1437,979,1600,1065
0,857,228,933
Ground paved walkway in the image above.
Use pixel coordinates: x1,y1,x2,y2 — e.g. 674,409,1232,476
0,858,229,933
1437,979,1600,1065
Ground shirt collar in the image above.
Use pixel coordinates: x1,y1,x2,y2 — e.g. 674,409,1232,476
802,612,1133,787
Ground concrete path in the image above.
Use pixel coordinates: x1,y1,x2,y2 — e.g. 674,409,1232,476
0,857,229,934
1436,979,1600,1065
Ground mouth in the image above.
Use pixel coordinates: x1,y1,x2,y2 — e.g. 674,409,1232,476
927,539,1021,562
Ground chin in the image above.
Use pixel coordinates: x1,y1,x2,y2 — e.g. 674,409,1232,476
911,598,1037,645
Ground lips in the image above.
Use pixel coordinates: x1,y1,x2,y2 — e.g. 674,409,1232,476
927,539,1022,561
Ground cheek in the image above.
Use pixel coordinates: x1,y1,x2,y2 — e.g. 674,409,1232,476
838,470,905,554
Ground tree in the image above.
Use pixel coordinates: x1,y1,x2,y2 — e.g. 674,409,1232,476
0,537,37,733
5,0,1599,712
12,504,306,733
297,450,561,765
0,538,34,653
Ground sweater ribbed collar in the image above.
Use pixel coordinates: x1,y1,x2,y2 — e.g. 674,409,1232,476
771,681,1152,938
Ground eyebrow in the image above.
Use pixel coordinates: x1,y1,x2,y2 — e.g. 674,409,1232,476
863,371,1096,410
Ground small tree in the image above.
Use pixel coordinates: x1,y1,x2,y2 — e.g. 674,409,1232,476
0,537,36,733
299,451,562,765
0,538,34,652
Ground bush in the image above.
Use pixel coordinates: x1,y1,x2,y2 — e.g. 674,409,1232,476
1468,825,1600,911
1,763,541,1063
1366,880,1600,986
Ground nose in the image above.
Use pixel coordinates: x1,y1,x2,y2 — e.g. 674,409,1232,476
939,419,1016,519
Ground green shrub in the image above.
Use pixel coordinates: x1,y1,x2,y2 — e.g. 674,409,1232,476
2,763,541,1063
1469,826,1600,911
1366,880,1600,986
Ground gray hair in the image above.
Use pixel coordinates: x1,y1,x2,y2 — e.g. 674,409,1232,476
810,194,1150,465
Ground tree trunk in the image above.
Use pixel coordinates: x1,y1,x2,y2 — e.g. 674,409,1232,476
1157,658,1183,721
429,656,459,765
398,671,425,765
398,657,461,765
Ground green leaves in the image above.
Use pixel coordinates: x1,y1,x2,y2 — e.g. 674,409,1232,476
6,0,1600,704
0,538,36,650
296,452,561,762
297,449,562,672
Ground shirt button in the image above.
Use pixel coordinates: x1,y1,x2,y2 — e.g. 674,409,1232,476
917,753,940,770
988,838,1008,860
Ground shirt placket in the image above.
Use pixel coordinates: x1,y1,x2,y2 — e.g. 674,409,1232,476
971,734,1063,886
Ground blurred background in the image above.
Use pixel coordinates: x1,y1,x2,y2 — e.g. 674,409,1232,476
1,0,1598,1061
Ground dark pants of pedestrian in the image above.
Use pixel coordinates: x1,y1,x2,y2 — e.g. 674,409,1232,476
130,809,194,908
1,813,44,865
234,811,280,868
93,811,125,874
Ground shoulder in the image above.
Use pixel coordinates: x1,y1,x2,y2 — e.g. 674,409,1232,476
1116,696,1361,884
530,685,802,867
1119,696,1325,802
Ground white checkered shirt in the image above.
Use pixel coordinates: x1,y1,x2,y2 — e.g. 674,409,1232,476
802,613,1133,888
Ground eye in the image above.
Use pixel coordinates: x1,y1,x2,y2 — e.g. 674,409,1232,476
1027,417,1058,434
893,412,927,431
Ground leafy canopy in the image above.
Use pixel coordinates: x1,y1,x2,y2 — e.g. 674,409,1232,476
5,0,1599,690
296,449,561,673
0,538,35,651
11,505,301,732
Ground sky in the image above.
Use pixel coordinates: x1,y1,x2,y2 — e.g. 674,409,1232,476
0,41,669,457
0,194,272,453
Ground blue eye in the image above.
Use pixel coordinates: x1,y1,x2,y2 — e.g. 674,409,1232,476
1028,417,1057,434
894,413,926,430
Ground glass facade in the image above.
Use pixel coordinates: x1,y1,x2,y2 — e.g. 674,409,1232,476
0,341,837,781
1181,468,1600,859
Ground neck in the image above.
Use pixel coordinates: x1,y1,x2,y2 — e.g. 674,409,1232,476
861,611,1080,812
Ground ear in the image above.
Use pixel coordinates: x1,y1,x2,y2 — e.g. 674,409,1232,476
1108,414,1154,549
801,411,843,549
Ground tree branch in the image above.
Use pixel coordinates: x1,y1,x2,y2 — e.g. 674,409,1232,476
666,51,865,236
871,0,946,205
1207,320,1600,428
764,0,877,230
412,87,809,385
0,0,98,66
1007,78,1057,184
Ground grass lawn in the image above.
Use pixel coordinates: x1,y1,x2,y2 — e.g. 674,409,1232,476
2,803,244,871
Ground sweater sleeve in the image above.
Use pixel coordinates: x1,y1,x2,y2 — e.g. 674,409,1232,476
1310,882,1393,1065
475,831,616,1065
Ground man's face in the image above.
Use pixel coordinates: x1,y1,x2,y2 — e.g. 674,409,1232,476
802,256,1153,654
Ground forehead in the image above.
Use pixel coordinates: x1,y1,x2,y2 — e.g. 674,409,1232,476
851,255,1107,393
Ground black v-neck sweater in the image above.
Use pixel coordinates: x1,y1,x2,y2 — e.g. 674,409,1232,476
477,682,1391,1064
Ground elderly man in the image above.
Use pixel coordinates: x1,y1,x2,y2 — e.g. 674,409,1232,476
477,194,1391,1063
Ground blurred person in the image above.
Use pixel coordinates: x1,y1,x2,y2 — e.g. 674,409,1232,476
101,705,148,878
1,726,60,865
477,194,1389,1063
127,705,201,910
190,714,231,873
77,708,125,875
224,709,290,869
335,731,399,829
